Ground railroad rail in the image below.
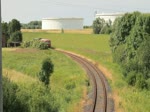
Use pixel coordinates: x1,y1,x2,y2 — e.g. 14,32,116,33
56,49,114,112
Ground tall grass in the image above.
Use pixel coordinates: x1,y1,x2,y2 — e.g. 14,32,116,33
2,48,88,112
22,32,150,112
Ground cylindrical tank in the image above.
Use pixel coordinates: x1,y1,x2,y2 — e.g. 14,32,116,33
42,18,83,30
95,13,124,23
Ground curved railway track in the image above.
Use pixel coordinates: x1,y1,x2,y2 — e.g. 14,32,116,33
57,50,114,112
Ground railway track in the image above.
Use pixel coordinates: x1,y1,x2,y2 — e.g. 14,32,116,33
57,50,114,112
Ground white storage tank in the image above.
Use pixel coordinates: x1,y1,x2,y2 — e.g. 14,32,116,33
42,18,83,30
95,13,124,23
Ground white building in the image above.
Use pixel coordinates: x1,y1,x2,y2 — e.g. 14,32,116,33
95,13,124,23
42,18,83,30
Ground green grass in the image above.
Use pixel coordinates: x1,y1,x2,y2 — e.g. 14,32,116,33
23,32,111,66
2,48,88,112
22,32,150,112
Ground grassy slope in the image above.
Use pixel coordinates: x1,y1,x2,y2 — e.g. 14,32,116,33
2,48,88,112
22,32,150,112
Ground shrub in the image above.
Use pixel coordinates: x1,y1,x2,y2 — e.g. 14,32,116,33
10,31,22,42
39,42,49,50
21,41,32,48
126,71,136,86
135,73,147,89
146,78,150,90
3,77,28,112
22,40,49,50
16,83,59,112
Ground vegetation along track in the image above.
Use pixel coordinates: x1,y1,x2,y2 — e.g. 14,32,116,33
56,49,114,112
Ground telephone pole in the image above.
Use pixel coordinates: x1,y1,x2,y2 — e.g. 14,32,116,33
0,0,3,111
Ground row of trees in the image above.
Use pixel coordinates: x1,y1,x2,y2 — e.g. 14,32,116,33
110,12,150,89
21,21,41,29
2,19,22,45
92,18,112,34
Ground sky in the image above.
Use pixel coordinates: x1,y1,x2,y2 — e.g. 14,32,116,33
1,0,150,25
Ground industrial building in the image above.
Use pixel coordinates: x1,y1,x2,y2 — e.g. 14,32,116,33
42,18,83,30
95,13,124,23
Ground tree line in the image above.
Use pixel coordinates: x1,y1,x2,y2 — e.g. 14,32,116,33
21,21,41,29
110,12,150,90
2,19,22,46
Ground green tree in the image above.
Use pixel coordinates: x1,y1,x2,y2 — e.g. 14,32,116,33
2,22,8,35
100,22,112,34
137,38,150,70
110,12,150,89
92,17,105,34
93,18,112,34
10,31,22,42
8,19,21,35
21,21,42,29
38,58,54,86
8,19,22,44
2,22,9,43
110,12,140,52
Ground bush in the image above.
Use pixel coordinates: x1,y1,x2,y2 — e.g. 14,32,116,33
126,71,136,86
16,83,59,112
135,73,147,89
3,77,28,112
10,31,22,42
39,42,49,50
21,41,32,48
100,25,112,34
146,78,150,90
22,40,49,50
112,44,126,64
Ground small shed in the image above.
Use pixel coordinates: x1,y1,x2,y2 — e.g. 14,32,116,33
7,42,21,47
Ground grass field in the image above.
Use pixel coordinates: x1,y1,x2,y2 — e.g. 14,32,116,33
22,31,150,112
2,48,89,112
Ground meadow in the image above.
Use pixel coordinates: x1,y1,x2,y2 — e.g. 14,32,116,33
22,31,150,112
2,48,89,112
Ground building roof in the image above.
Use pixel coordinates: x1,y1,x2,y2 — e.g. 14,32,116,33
42,18,83,20
96,13,124,16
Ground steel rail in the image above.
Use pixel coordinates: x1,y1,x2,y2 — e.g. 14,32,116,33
66,52,97,112
57,50,108,112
